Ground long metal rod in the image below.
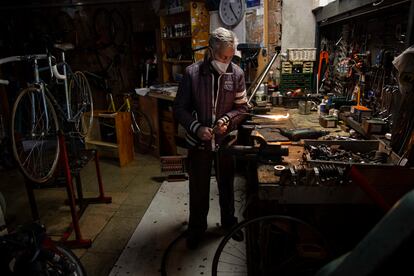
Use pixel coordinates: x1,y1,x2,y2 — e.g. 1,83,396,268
247,48,281,105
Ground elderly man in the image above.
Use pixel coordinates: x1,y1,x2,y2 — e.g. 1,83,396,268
174,27,248,249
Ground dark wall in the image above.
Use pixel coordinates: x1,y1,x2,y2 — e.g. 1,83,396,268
0,1,159,109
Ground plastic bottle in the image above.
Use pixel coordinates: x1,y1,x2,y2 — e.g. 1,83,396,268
318,99,327,116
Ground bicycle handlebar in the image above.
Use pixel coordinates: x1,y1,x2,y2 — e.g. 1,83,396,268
0,54,49,65
52,64,67,80
0,54,51,85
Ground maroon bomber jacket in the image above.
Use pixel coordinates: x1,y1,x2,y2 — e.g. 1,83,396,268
173,58,249,150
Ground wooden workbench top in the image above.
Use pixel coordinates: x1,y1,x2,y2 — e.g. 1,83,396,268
253,107,349,184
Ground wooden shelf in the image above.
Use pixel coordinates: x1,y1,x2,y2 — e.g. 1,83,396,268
163,58,192,64
159,5,190,16
86,139,118,149
162,35,192,40
160,1,209,83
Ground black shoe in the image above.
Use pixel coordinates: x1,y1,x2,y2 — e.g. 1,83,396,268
221,223,244,242
186,232,202,250
230,229,244,242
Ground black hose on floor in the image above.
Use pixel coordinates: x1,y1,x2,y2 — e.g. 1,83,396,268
160,230,187,276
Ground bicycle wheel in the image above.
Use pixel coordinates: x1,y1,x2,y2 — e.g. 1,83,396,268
132,110,153,153
212,215,330,276
48,244,86,276
11,87,60,183
69,71,94,137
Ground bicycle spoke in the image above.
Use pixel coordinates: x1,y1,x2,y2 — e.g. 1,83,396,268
228,242,246,258
12,88,59,183
212,215,331,276
222,250,246,262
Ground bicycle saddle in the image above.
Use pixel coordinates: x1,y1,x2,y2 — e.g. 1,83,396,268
54,43,74,52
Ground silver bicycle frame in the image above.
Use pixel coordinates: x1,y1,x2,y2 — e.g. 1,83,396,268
0,54,50,133
34,58,50,132
61,52,71,120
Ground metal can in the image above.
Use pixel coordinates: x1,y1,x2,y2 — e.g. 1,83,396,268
278,93,283,106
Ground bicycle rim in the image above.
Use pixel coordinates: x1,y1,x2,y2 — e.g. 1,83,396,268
50,244,86,276
11,87,60,183
69,71,94,137
212,215,330,276
132,110,153,152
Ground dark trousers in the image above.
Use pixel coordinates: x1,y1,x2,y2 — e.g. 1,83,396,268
187,148,237,235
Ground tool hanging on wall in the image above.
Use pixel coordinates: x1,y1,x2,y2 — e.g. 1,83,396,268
317,49,329,94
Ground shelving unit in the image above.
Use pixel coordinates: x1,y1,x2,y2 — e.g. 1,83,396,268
84,111,134,167
159,0,209,82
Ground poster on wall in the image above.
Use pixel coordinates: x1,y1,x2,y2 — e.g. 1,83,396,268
246,0,261,8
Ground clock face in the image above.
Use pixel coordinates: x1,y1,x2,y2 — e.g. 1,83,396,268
219,0,245,27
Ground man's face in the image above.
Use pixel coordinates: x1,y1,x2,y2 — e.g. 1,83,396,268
213,46,235,64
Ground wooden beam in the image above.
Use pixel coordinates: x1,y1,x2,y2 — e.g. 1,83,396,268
314,0,409,25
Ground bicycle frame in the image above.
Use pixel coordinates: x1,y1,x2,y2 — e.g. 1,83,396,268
107,93,132,113
106,93,142,133
0,54,51,131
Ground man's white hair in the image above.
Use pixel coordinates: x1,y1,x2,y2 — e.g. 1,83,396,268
209,27,238,54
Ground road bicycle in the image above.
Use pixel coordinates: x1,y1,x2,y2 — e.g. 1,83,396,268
0,43,94,183
84,71,154,153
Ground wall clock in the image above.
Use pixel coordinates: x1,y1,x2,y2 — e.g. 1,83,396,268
218,0,245,27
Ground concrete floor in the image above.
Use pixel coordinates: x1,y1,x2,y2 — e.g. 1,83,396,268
0,153,162,276
110,177,245,276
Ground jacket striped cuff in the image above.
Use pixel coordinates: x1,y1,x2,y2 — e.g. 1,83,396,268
217,115,230,125
185,132,198,146
189,119,201,134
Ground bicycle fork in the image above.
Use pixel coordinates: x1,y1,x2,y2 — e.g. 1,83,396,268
125,97,140,133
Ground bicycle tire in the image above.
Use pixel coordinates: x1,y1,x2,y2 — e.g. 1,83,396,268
212,215,331,276
69,71,94,137
132,110,153,153
11,87,60,183
52,244,87,276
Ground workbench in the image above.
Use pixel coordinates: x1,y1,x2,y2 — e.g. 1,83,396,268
238,106,414,258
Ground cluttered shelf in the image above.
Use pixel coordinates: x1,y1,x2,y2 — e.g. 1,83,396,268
162,58,193,64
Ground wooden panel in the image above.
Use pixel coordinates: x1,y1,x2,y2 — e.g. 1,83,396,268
138,95,160,156
116,112,134,166
161,120,175,135
85,110,134,167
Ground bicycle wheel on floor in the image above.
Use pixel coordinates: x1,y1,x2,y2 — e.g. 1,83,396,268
132,110,153,153
50,244,86,276
11,87,60,183
212,215,331,276
69,71,94,137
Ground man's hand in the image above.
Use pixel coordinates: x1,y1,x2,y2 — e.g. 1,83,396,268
197,126,213,141
214,120,228,135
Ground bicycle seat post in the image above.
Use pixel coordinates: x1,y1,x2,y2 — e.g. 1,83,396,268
62,51,71,120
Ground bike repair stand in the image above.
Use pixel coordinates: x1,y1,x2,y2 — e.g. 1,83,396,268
59,132,112,248
24,132,112,248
